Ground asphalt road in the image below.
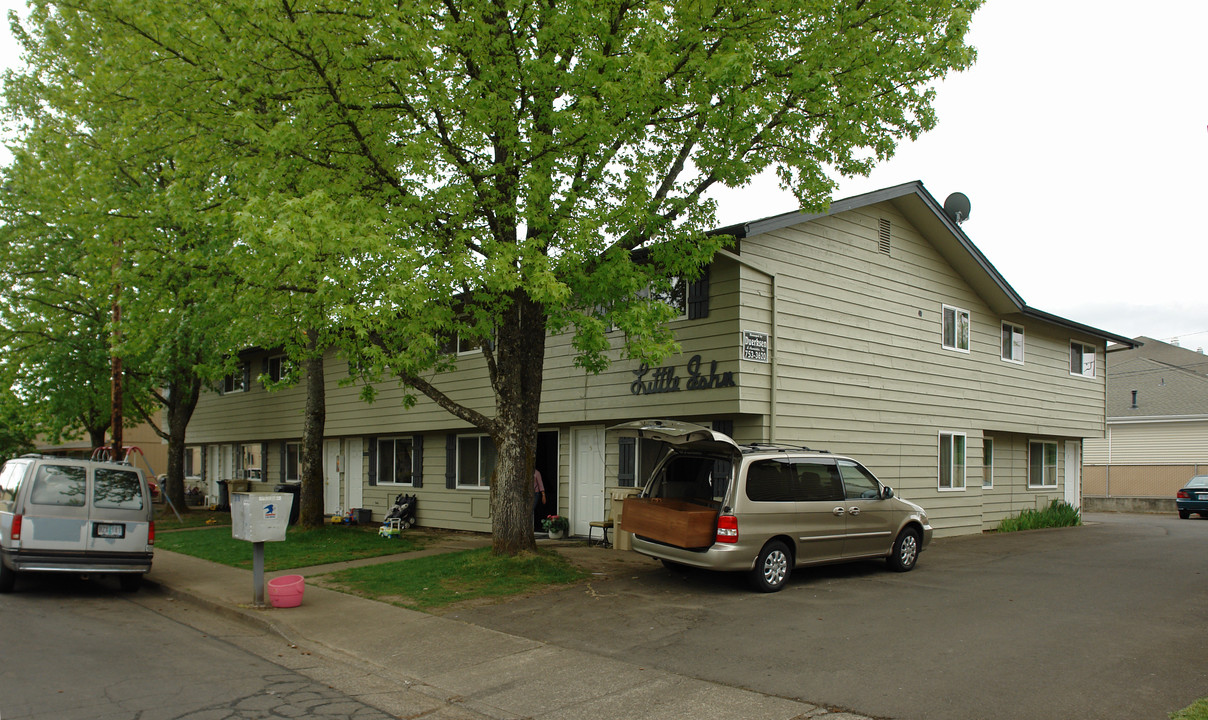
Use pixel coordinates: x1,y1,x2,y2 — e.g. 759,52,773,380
0,576,399,720
452,513,1208,720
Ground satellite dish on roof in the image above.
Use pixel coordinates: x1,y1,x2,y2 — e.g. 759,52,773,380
943,192,971,225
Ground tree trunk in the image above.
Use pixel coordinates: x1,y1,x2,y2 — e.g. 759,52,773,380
163,375,201,513
87,424,108,454
489,292,548,555
299,335,326,528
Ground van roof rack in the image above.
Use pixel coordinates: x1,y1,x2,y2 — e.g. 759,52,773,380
740,443,830,454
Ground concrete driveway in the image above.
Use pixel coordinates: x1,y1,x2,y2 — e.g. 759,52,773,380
449,513,1208,720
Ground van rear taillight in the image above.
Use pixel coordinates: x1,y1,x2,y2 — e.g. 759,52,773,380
10,514,21,541
716,515,738,543
148,521,155,546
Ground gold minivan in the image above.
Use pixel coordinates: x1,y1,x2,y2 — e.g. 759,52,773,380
615,420,932,592
0,455,155,593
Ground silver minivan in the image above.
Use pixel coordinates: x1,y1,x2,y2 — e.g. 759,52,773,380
0,455,155,592
616,420,932,592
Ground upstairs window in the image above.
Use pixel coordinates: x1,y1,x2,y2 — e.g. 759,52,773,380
222,363,250,394
1071,342,1096,377
641,276,688,320
265,355,295,383
1001,323,1025,363
942,305,970,352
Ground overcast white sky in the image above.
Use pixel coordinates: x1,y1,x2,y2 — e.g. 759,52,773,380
3,1,1206,347
712,1,1208,348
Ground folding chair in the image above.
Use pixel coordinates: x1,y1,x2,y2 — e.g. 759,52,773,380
588,504,615,547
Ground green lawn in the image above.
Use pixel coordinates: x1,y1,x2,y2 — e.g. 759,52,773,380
1173,699,1208,720
321,546,587,610
155,505,232,530
155,524,428,571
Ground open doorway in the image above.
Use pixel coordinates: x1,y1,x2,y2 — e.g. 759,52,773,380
534,431,559,531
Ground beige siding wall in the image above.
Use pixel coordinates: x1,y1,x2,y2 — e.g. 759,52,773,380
979,434,1068,530
1084,420,1208,465
735,205,1102,535
184,199,1106,537
1083,420,1208,499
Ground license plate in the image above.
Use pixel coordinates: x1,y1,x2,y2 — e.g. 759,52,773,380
1198,493,1208,501
94,523,125,539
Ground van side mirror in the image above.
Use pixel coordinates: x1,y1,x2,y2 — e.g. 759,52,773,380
881,486,894,500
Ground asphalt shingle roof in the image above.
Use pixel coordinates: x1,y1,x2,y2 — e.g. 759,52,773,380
1108,337,1208,418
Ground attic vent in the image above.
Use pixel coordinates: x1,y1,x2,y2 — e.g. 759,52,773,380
877,218,892,255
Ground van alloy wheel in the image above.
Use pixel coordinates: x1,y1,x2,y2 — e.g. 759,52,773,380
888,527,920,572
750,541,791,592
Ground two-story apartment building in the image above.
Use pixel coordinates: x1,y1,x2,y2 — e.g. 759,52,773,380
184,181,1134,538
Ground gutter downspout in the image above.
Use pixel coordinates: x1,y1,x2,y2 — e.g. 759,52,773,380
717,248,779,442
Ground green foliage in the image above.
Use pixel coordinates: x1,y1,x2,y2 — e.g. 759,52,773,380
997,500,1082,533
0,375,37,461
323,546,587,610
4,0,982,548
155,525,429,572
1171,698,1208,720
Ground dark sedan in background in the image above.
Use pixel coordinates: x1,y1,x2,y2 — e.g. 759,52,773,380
1176,476,1208,519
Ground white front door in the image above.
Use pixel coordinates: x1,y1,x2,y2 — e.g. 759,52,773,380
571,426,606,537
345,438,364,511
323,440,342,515
1064,441,1081,508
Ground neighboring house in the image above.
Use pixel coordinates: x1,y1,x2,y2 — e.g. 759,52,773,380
36,420,173,480
183,181,1134,538
1083,336,1208,511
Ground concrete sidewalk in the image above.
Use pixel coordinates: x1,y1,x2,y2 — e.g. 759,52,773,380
144,539,869,720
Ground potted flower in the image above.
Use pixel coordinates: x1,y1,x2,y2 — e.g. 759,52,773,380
542,514,569,539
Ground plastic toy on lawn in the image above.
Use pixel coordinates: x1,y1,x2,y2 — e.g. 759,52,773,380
378,518,403,538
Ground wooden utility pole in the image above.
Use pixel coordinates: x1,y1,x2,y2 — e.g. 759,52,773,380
110,241,123,462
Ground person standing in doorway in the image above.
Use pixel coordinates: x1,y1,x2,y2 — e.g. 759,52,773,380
534,468,546,527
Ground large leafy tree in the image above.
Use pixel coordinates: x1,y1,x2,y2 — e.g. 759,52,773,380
1,7,255,508
18,0,979,553
0,365,37,460
0,127,140,452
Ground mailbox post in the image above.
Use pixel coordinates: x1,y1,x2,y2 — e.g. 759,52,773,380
230,492,293,607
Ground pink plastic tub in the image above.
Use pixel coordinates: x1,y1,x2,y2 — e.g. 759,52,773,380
267,574,305,608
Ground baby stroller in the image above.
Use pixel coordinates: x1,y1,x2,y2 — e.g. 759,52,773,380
379,493,417,538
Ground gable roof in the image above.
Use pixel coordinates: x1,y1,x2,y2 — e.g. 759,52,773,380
712,180,1138,348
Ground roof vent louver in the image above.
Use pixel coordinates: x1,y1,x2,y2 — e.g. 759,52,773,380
878,218,891,255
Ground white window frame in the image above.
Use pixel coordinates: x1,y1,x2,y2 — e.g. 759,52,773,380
284,442,301,483
938,431,967,491
640,276,688,320
456,434,496,489
1001,323,1025,364
266,355,294,383
1070,341,1096,378
1028,440,1059,489
982,437,994,489
221,363,249,394
377,437,414,486
941,305,970,353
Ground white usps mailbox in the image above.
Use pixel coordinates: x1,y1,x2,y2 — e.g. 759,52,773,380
231,492,292,607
